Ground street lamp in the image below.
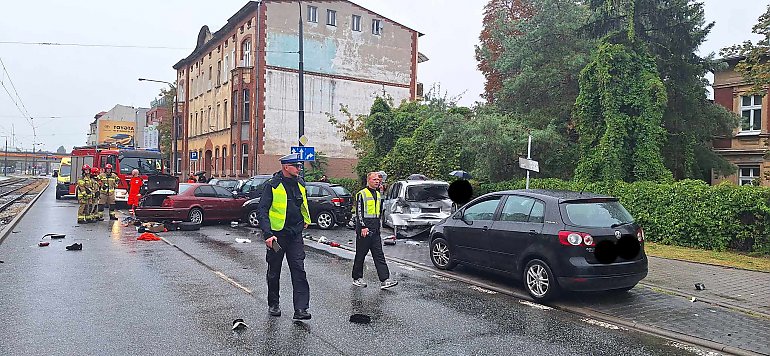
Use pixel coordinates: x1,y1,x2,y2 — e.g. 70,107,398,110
138,78,178,176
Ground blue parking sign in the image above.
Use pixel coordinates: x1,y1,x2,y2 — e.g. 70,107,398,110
190,151,198,161
290,146,315,161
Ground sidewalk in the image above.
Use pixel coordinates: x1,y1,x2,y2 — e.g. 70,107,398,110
644,256,770,318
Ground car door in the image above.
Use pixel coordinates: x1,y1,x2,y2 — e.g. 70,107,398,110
381,182,398,224
447,195,503,265
305,185,324,221
193,185,218,220
212,185,241,220
487,195,545,272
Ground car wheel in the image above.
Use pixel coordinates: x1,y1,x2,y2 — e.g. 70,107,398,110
188,208,204,224
55,192,62,200
247,209,259,228
524,259,560,301
316,211,335,230
430,237,457,270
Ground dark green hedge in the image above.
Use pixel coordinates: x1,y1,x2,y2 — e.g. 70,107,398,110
328,177,362,196
476,178,770,254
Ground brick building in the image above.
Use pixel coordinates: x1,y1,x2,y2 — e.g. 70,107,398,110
173,0,424,178
712,56,769,186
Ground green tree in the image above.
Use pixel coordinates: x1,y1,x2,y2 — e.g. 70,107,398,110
575,36,672,182
721,4,770,94
155,85,176,170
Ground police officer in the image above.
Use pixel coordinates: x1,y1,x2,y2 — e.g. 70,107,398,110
76,165,93,224
97,164,119,220
257,153,312,320
89,167,101,221
352,172,398,289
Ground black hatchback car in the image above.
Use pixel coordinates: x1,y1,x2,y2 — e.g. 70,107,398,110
429,189,648,301
242,181,353,230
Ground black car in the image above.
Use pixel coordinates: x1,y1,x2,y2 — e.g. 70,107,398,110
242,181,353,230
429,189,648,301
208,178,241,192
237,175,273,199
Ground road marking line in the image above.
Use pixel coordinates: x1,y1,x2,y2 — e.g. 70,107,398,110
398,264,416,271
519,300,552,310
431,274,452,281
214,271,253,295
666,341,722,356
469,285,497,294
581,318,626,330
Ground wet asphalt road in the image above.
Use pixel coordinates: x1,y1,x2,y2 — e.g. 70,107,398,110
0,183,703,355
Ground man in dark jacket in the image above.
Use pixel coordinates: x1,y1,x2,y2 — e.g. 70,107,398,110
257,153,312,320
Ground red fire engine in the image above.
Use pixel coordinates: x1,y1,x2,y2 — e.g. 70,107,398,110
68,146,164,202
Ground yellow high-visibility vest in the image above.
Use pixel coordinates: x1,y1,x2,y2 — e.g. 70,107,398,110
357,188,381,218
268,182,311,231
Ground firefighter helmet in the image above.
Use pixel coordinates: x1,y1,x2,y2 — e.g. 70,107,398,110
82,164,91,172
104,163,113,170
91,167,100,175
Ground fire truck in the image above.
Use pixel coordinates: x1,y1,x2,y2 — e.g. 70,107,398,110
68,146,165,202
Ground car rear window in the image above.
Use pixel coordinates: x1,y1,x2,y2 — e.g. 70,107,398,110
330,185,350,196
563,201,634,228
405,184,449,202
179,184,192,194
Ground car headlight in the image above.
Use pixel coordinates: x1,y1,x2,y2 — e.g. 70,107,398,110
409,207,420,214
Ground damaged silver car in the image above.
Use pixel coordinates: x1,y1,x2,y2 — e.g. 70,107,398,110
382,180,452,238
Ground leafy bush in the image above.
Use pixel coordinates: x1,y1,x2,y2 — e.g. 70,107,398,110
476,178,770,254
328,177,362,196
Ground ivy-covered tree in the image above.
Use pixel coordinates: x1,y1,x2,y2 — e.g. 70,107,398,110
156,85,176,171
587,0,737,180
575,33,672,182
721,4,770,94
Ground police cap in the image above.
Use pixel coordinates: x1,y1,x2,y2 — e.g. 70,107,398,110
279,153,303,164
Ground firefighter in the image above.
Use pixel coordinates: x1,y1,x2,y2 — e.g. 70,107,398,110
76,164,93,224
97,163,119,220
89,167,102,221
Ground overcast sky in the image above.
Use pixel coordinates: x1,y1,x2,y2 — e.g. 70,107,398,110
0,0,766,152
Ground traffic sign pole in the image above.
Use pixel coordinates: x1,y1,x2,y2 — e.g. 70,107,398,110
526,135,532,190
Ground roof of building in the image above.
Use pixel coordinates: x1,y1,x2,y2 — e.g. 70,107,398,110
173,0,423,70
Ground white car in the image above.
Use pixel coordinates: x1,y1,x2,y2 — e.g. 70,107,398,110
382,180,452,238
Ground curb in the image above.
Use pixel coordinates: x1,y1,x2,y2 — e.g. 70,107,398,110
647,255,770,274
0,179,49,245
304,237,766,356
638,281,770,320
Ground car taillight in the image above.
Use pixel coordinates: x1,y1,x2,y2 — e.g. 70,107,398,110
162,198,173,207
331,197,343,206
636,227,645,242
558,231,595,246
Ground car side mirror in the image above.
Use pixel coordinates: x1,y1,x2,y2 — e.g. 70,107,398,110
457,212,473,225
52,172,58,177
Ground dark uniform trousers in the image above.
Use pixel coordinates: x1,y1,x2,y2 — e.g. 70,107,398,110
352,218,390,282
266,231,310,310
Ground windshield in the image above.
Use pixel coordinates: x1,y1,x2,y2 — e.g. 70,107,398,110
218,180,238,189
564,201,634,228
178,184,193,194
60,165,71,176
119,157,161,175
405,184,449,202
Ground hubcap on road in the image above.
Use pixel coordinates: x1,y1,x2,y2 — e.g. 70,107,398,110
432,241,449,267
526,264,549,297
318,213,332,229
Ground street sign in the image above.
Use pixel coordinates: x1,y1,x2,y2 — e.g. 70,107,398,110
519,157,539,172
299,135,309,146
290,146,315,161
190,151,199,161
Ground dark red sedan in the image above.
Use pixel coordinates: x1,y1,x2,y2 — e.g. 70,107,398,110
136,181,248,224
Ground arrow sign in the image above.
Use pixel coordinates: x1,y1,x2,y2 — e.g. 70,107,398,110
290,146,316,161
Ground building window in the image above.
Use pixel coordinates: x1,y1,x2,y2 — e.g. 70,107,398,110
372,19,382,35
217,61,221,86
241,144,249,174
327,9,337,26
232,144,236,175
222,147,227,174
242,89,250,122
214,147,220,175
193,113,198,136
223,100,228,128
207,107,212,133
241,40,251,67
352,15,361,32
231,91,237,124
740,95,762,133
223,55,229,83
739,166,760,186
307,5,318,23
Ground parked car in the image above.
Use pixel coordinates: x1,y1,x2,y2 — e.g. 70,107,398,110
428,189,648,301
237,175,273,199
242,181,353,229
382,180,452,238
136,175,248,224
208,178,240,192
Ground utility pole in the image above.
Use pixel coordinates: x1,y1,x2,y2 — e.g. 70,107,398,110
139,78,178,176
297,0,306,178
1,136,8,176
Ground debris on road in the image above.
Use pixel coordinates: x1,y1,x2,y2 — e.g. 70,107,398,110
317,236,328,244
38,242,49,247
230,221,239,228
42,233,66,240
65,243,82,251
329,242,340,247
235,238,252,243
138,232,161,241
383,235,396,246
691,297,697,302
349,314,371,324
694,283,706,291
231,318,248,330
